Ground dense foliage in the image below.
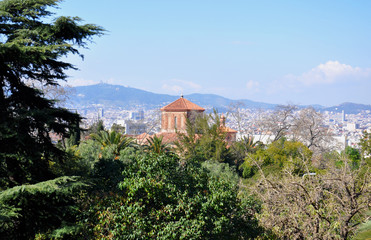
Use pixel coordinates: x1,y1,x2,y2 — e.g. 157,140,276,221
0,176,86,239
175,111,233,163
0,0,103,238
240,138,313,178
1,1,370,239
79,154,262,239
0,0,103,187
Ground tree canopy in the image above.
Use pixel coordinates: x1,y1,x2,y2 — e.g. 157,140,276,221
0,0,104,238
1,1,369,239
0,0,103,187
80,153,263,239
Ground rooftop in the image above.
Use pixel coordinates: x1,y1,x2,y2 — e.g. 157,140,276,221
161,96,205,112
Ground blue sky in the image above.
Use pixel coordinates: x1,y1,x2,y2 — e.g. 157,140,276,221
56,0,371,106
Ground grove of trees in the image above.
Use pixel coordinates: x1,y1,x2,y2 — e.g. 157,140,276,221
0,1,370,240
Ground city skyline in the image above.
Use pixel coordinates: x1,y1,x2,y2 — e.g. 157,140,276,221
56,0,371,106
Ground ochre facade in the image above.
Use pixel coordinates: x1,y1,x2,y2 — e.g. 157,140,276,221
160,96,205,133
161,111,188,132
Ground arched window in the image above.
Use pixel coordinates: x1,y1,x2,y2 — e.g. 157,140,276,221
174,116,177,129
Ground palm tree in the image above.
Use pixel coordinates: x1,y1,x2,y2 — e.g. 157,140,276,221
230,135,259,171
240,135,258,152
90,130,134,159
145,135,171,154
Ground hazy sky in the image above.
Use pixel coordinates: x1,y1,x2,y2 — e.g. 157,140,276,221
56,0,371,106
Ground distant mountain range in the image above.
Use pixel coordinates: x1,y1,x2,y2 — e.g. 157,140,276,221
69,83,371,114
322,102,371,114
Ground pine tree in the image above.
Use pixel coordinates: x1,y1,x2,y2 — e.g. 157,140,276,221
0,0,103,238
0,0,103,187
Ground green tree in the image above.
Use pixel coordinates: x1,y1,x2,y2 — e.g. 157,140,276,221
90,130,134,159
80,153,263,239
344,146,361,169
0,0,103,187
0,176,87,239
230,136,262,175
359,131,371,167
240,139,313,178
175,111,232,163
0,0,103,238
145,135,171,154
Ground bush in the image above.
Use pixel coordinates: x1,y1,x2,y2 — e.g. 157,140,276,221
80,154,263,239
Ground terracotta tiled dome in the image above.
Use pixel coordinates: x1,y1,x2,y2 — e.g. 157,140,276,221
161,96,205,112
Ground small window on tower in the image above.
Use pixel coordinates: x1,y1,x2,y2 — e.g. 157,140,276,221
174,116,177,129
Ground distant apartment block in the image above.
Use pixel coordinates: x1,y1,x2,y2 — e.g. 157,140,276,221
98,108,104,119
130,110,144,121
125,120,146,135
346,123,360,131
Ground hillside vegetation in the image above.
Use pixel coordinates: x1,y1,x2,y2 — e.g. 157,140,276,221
0,1,369,239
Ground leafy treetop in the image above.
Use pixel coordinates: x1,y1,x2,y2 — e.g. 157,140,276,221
0,0,104,186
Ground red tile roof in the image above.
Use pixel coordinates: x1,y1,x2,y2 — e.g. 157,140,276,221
135,132,179,145
220,126,238,133
135,133,149,144
161,97,205,112
153,132,179,144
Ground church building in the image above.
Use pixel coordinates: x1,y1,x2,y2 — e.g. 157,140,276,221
137,96,236,144
160,95,205,133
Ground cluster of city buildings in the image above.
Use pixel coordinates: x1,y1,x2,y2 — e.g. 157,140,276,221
75,98,371,150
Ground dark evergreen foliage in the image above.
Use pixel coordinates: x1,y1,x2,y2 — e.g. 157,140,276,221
0,0,103,187
0,0,103,238
0,176,87,239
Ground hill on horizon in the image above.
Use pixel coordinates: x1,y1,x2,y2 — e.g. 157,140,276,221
68,83,371,114
68,83,276,111
322,102,371,114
